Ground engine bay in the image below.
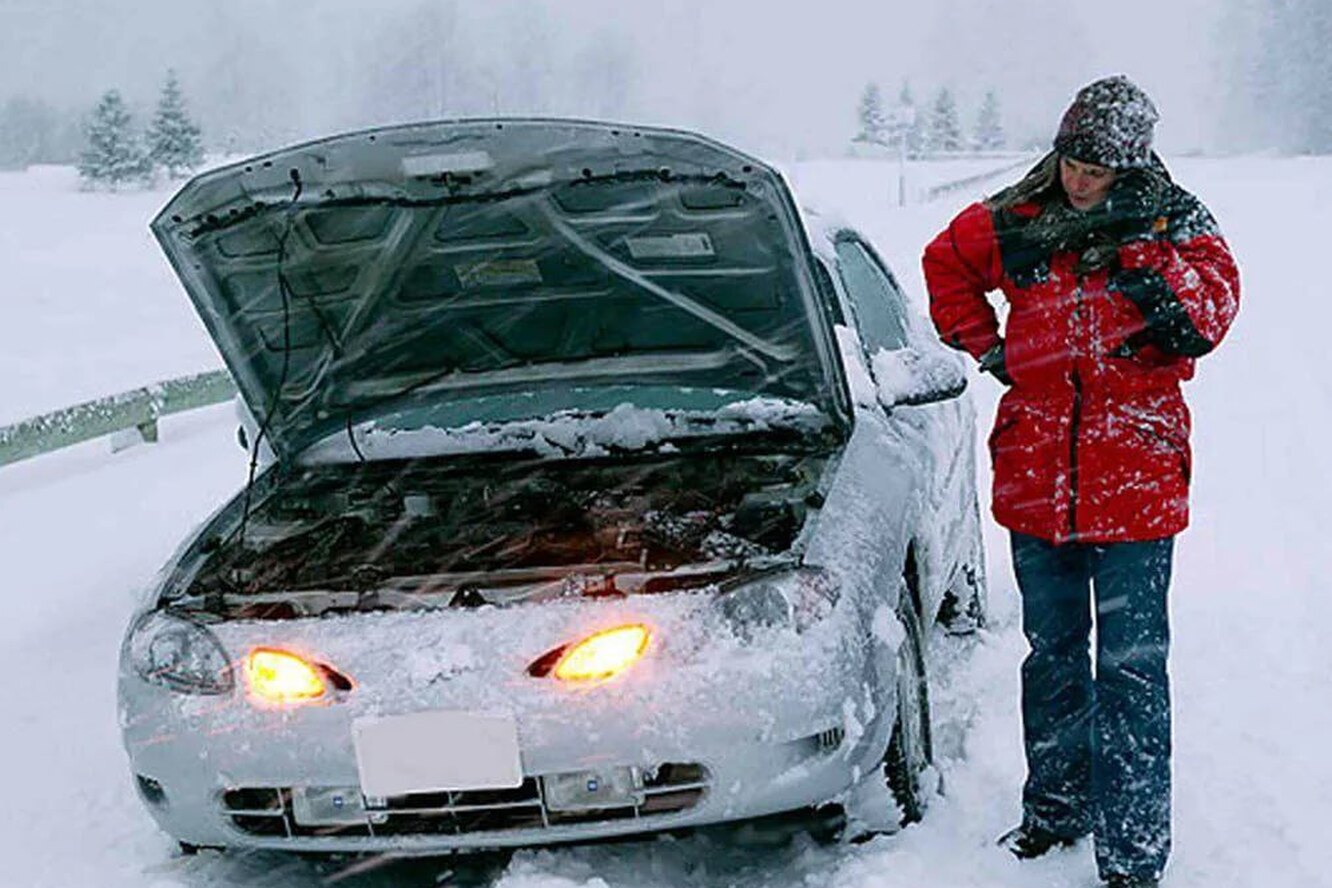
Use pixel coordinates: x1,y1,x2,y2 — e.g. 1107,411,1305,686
187,444,832,617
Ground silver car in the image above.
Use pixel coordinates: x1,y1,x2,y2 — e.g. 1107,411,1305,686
119,119,986,856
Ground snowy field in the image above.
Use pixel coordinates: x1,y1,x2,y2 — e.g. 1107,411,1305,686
1,155,1329,887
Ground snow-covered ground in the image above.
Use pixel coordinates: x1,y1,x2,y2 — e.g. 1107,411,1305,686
1,155,1328,887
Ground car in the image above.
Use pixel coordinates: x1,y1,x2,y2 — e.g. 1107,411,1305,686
119,118,987,857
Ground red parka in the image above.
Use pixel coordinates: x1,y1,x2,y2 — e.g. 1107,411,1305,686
923,179,1239,544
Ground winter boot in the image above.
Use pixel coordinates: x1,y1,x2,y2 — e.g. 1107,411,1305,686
996,822,1080,860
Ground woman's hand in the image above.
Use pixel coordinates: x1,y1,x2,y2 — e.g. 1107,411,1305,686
979,342,1014,386
1101,170,1168,243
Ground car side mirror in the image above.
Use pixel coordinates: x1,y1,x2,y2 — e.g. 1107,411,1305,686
872,347,968,409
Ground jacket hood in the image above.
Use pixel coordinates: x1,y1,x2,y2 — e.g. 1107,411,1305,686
152,119,847,460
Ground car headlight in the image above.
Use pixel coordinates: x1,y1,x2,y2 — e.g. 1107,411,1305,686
245,648,328,705
718,567,838,637
127,611,233,695
528,624,652,682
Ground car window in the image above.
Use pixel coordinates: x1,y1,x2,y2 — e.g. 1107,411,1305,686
833,238,910,353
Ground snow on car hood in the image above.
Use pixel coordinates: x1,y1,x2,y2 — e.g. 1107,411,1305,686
152,119,849,461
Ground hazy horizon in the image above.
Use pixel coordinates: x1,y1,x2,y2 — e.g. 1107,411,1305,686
1,0,1248,160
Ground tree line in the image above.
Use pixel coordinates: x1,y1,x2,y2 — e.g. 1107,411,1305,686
1,69,204,188
855,80,1005,157
77,71,204,188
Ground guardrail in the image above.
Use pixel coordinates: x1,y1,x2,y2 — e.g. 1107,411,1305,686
0,370,236,468
924,156,1035,203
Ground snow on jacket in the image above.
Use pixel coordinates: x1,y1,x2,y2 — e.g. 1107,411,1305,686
922,180,1239,544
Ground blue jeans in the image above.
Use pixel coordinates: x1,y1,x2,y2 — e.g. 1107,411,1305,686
1011,532,1173,881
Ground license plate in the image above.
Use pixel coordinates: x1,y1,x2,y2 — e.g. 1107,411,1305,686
353,710,523,798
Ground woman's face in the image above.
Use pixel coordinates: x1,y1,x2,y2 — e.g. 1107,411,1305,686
1060,155,1116,210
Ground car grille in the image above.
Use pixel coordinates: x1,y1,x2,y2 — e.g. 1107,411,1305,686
222,762,709,840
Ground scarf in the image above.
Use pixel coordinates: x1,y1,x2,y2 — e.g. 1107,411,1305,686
985,151,1174,276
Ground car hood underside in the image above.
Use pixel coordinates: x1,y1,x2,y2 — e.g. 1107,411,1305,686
152,119,846,460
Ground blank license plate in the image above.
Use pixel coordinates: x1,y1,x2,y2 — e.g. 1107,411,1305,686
353,710,523,798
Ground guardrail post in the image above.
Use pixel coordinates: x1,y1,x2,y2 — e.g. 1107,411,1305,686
0,369,236,468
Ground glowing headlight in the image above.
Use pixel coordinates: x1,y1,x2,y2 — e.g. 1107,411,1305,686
127,611,233,695
718,567,838,638
244,648,328,705
529,624,651,682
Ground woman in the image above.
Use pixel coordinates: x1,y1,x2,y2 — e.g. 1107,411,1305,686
922,76,1239,888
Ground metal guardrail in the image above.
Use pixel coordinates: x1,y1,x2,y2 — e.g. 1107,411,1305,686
0,369,236,468
924,156,1035,203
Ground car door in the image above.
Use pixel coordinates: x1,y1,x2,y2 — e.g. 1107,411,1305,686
829,232,972,618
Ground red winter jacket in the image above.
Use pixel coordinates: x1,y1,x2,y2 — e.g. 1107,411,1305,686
923,180,1239,544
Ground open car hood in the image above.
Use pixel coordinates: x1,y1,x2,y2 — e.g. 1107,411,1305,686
152,119,848,460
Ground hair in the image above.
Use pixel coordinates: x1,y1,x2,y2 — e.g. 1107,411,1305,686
985,150,1173,212
984,152,1063,211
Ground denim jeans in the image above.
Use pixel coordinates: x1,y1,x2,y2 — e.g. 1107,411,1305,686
1011,531,1174,881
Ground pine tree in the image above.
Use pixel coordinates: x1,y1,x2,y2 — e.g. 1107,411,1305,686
975,90,1005,151
78,90,150,189
147,70,205,178
928,86,964,154
855,81,887,145
899,80,926,158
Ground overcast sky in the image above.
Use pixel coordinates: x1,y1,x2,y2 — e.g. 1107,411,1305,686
0,0,1228,157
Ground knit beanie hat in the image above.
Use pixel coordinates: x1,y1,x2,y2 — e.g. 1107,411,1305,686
1053,75,1159,169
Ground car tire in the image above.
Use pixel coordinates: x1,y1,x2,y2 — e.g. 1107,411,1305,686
881,588,933,826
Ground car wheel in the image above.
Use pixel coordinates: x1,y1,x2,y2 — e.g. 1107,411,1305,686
882,589,932,825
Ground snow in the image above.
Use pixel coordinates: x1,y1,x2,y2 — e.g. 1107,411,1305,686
299,398,829,464
2,156,1331,887
0,167,223,427
870,346,966,408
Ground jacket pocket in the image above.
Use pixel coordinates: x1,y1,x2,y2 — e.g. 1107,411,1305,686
1123,408,1192,484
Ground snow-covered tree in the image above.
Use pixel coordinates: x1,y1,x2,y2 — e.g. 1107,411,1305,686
147,70,204,178
899,80,927,158
78,90,151,189
855,82,887,145
974,90,1005,151
928,86,964,154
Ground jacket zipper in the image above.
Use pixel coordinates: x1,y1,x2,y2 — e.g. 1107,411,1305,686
1068,279,1084,541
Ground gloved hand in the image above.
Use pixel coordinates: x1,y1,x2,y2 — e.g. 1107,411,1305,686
1107,267,1213,358
978,342,1013,386
1108,329,1156,359
1100,169,1166,243
1107,267,1165,357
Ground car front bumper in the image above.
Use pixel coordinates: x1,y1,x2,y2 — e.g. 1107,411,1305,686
117,607,895,852
119,593,894,852
125,721,865,853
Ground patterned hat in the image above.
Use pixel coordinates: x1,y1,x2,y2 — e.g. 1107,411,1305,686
1054,75,1159,169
